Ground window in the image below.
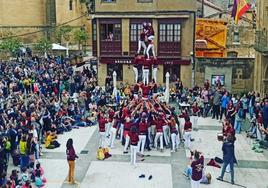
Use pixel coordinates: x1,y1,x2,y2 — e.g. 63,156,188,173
107,64,123,81
100,24,121,41
138,0,153,2
92,20,97,56
102,0,116,2
227,51,238,58
233,30,240,43
93,23,97,41
69,0,73,10
163,65,180,82
130,23,143,42
159,23,181,42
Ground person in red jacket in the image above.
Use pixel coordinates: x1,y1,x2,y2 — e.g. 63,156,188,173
184,117,192,149
192,102,200,131
98,113,108,148
137,118,148,155
137,28,147,55
191,150,204,188
66,138,78,184
222,119,235,139
154,116,165,152
106,107,115,137
139,82,151,99
123,117,132,154
170,117,180,152
109,114,119,148
146,23,156,60
142,59,151,85
129,126,139,166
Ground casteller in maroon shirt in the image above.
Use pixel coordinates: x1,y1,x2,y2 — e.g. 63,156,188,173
129,132,139,146
184,121,192,131
191,155,204,181
98,117,107,132
140,84,150,98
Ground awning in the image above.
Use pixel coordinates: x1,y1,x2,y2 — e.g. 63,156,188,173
52,43,68,50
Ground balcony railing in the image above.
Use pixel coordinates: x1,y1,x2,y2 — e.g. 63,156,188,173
255,30,268,53
100,40,122,56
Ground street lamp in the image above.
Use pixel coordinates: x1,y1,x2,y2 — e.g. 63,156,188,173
190,51,195,87
113,71,117,97
165,72,170,103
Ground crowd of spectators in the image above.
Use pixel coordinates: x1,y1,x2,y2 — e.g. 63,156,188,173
0,52,268,187
0,55,99,187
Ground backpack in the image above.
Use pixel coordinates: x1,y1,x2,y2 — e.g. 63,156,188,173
97,148,105,160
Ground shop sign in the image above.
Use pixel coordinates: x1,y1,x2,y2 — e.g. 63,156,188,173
115,59,132,64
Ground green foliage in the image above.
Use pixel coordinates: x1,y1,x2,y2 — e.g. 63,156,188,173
0,34,22,56
74,29,89,43
55,25,73,43
74,28,89,50
34,37,52,52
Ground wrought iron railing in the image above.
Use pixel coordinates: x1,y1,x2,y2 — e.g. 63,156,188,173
255,30,268,53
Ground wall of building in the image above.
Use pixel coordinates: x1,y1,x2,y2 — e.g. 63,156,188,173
207,0,229,10
226,25,255,58
95,0,196,12
195,58,254,93
0,0,91,45
0,0,47,43
55,0,92,46
254,0,268,95
0,0,46,26
196,0,222,17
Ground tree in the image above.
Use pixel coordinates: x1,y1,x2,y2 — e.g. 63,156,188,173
0,35,22,57
34,37,52,57
73,28,89,51
55,25,73,44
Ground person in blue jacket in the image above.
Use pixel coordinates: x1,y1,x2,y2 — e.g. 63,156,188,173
217,134,236,184
220,92,230,120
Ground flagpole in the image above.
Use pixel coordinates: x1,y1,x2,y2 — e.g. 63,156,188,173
202,0,204,18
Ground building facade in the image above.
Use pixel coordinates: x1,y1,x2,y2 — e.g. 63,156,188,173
91,0,196,87
0,0,89,44
194,1,255,92
195,57,254,93
206,10,256,58
254,0,268,95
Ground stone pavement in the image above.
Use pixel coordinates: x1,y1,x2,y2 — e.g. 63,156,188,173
8,115,268,188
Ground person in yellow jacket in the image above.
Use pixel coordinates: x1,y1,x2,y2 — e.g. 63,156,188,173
45,131,60,149
23,77,31,94
19,135,29,170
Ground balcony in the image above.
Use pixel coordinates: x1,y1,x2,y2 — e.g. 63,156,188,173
100,40,122,56
255,30,268,54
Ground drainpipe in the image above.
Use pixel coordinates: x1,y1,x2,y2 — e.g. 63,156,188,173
192,11,196,87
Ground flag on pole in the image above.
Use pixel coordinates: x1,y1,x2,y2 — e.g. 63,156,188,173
231,0,238,18
231,0,251,24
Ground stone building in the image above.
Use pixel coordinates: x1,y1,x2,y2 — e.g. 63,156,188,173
194,1,255,93
206,11,255,58
254,0,268,95
91,0,196,87
195,57,254,93
0,0,90,44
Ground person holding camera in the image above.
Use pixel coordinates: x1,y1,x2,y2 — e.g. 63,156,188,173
190,150,204,188
217,133,236,184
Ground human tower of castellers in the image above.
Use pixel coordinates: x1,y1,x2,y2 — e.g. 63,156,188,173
97,22,190,166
